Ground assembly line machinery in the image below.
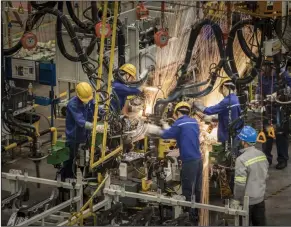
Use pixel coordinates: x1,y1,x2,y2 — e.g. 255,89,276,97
2,1,291,226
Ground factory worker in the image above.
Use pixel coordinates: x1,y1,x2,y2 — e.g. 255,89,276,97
147,101,202,224
112,63,145,114
255,65,291,170
231,126,268,226
194,78,242,154
61,82,104,181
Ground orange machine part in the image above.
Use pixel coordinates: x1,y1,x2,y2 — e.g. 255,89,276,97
154,29,169,48
95,22,112,38
21,32,38,50
136,3,149,20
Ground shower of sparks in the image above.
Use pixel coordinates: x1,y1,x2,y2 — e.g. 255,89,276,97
142,2,258,225
143,2,256,112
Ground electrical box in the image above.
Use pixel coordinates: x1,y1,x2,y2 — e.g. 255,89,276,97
263,39,282,56
11,58,36,81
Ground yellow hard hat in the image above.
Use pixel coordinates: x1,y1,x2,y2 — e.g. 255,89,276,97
119,63,136,79
76,82,93,104
174,101,191,113
219,77,235,92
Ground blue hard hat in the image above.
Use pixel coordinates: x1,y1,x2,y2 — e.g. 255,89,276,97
237,126,257,143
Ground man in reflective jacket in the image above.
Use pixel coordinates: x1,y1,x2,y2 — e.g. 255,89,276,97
111,63,144,114
147,101,202,224
194,78,242,153
61,82,104,181
231,126,268,226
255,65,291,169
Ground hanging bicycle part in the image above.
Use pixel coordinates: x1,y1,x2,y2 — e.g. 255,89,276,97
136,2,149,20
95,22,112,38
21,32,38,50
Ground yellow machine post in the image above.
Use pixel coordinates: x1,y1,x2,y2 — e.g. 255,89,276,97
101,1,119,161
50,127,58,146
90,1,108,170
90,1,122,170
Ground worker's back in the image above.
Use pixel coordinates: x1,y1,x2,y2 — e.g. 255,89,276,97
161,115,201,162
235,146,269,205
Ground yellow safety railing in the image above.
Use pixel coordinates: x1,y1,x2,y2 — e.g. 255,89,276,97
90,1,122,170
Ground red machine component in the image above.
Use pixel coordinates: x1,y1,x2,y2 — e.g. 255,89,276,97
95,22,112,38
136,2,149,20
21,32,38,50
154,29,169,48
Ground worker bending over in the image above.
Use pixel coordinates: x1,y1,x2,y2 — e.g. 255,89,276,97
147,102,202,224
112,63,144,114
195,78,242,155
61,82,104,180
256,65,291,169
232,126,268,226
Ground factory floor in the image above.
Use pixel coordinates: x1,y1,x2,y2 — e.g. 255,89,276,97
1,83,291,225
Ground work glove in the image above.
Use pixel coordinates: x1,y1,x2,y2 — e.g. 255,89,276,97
203,115,218,123
85,122,105,133
160,119,170,130
146,124,163,136
255,94,262,102
230,199,241,210
266,92,277,102
193,101,206,112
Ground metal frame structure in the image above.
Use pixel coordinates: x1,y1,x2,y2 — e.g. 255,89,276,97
103,176,250,226
2,170,249,226
2,169,85,226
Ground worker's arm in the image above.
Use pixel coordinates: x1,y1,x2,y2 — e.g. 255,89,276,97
161,125,179,140
233,157,247,202
113,83,141,96
67,102,87,128
203,99,228,115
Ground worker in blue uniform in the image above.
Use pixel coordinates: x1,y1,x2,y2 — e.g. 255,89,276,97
194,78,242,155
61,82,104,181
112,63,144,114
255,65,291,170
147,101,202,224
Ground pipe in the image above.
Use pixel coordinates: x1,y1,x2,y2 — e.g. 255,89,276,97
91,146,123,169
3,127,58,152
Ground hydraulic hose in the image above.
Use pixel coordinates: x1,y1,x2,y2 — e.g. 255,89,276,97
180,19,232,78
226,19,264,84
117,19,126,67
30,1,57,10
232,13,258,62
56,2,96,62
66,1,92,32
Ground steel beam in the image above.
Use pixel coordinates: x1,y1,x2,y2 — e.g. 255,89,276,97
16,196,81,226
103,188,248,217
2,172,82,189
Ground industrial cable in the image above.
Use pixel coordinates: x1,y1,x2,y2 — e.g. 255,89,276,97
225,19,264,84
66,1,92,32
56,2,96,62
30,1,57,10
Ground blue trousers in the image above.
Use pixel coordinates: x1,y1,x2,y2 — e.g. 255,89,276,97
181,158,203,222
262,133,289,164
60,142,79,181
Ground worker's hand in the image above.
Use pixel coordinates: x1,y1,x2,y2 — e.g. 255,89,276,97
160,119,170,130
96,124,104,133
146,124,162,136
193,101,206,112
203,115,213,123
230,199,241,210
85,121,93,130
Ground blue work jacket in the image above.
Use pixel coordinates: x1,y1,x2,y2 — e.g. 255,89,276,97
203,93,241,143
256,70,291,96
66,96,95,143
111,81,141,111
161,115,201,162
